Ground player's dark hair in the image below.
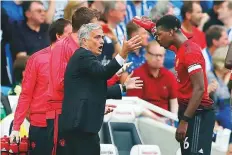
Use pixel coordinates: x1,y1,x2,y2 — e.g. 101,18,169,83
156,15,181,32
48,18,71,43
72,7,100,32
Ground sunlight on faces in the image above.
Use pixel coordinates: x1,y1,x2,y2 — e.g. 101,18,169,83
85,28,104,56
145,41,165,69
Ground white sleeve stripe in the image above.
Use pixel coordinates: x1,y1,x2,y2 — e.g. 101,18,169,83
188,64,201,73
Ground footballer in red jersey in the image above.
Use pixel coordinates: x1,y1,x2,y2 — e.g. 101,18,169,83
155,15,215,155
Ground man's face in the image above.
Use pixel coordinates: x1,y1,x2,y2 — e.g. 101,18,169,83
110,2,127,23
146,43,165,69
218,2,231,22
27,2,46,24
189,3,203,26
86,28,104,56
155,26,172,49
214,31,229,48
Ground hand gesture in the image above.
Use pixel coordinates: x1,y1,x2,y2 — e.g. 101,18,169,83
10,130,20,143
124,71,143,90
104,104,116,115
116,62,133,76
207,79,218,93
120,35,142,59
175,120,188,142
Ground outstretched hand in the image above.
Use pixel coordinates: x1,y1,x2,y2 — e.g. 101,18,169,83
120,35,142,58
116,62,133,76
124,71,143,90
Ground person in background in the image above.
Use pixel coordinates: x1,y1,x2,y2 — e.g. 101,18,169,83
127,40,178,123
203,25,229,73
125,0,155,24
203,0,224,32
208,46,231,130
64,1,88,21
9,18,72,155
180,1,207,49
9,56,29,96
11,1,50,58
103,1,127,46
217,1,232,42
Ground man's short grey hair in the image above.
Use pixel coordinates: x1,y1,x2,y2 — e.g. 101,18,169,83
150,1,173,22
103,1,126,14
78,23,102,46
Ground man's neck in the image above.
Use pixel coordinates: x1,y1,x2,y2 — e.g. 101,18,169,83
107,19,118,29
27,20,40,32
71,32,79,46
149,68,160,78
208,46,216,55
173,32,188,50
181,20,193,33
222,17,232,29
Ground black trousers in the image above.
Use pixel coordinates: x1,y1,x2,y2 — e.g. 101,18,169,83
47,119,66,155
61,129,100,155
29,125,48,155
178,108,215,155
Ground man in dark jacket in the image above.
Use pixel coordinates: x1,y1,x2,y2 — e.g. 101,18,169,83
59,23,142,155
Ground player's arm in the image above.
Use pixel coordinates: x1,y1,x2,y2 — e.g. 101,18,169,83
184,70,204,118
13,57,38,130
225,42,232,69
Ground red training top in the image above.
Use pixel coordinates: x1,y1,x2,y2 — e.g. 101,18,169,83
13,47,50,130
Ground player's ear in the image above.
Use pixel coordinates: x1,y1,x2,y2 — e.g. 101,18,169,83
169,29,174,36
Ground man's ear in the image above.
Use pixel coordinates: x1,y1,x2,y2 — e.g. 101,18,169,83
169,29,174,36
56,34,61,40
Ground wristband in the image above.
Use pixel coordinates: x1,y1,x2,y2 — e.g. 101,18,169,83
181,115,191,123
122,84,127,93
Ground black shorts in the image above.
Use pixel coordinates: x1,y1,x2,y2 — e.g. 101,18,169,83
29,125,48,155
178,108,215,155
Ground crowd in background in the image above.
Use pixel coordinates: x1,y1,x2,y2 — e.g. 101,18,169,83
1,0,232,144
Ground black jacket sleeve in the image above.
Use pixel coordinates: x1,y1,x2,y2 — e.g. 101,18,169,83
79,50,122,80
107,85,122,99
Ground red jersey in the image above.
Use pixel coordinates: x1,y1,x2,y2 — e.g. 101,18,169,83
181,26,207,50
127,63,177,111
13,47,50,130
174,39,213,107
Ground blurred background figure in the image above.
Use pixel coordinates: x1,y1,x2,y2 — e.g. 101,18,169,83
203,0,224,32
127,40,178,124
217,1,232,42
64,1,88,21
208,46,231,131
